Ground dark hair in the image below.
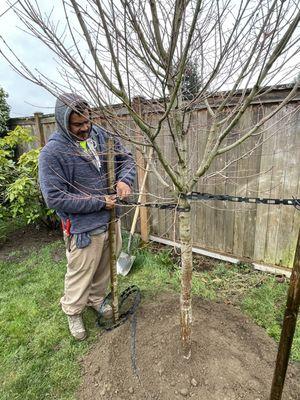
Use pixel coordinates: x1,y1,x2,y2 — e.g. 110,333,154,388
72,101,90,115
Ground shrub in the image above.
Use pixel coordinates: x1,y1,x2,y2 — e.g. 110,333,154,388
0,126,54,225
0,87,10,137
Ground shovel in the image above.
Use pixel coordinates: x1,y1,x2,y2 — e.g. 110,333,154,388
117,150,152,276
117,210,139,276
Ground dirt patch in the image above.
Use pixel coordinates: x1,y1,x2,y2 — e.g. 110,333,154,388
0,224,61,262
145,241,219,272
78,293,300,400
193,253,219,272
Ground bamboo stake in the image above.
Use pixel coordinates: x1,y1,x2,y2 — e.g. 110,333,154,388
269,227,300,400
107,137,119,322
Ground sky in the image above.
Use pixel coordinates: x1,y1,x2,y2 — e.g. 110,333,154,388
0,0,59,118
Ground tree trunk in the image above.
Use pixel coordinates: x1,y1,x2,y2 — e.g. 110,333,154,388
179,196,193,359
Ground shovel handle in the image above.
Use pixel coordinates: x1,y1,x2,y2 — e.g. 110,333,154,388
127,233,133,253
128,149,152,251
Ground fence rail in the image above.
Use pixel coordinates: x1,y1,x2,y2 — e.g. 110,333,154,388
9,86,300,267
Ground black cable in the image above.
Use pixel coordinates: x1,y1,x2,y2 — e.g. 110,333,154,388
96,285,142,381
96,285,141,331
118,192,300,212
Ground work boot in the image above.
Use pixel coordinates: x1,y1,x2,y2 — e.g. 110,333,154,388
67,314,87,341
91,302,113,319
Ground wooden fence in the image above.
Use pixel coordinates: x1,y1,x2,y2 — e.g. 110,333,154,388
9,87,300,268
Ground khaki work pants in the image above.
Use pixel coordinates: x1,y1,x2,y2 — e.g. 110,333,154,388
60,221,122,315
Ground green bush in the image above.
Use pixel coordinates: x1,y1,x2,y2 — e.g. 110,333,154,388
0,87,10,136
0,126,54,224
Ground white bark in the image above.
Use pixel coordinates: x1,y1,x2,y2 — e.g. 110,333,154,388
179,198,193,359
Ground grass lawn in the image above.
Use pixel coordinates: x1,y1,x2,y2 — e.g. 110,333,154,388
0,232,299,399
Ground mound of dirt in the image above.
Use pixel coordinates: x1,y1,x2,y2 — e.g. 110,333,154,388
78,293,300,400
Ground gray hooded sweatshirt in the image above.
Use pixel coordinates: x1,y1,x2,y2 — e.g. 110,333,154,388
38,93,136,237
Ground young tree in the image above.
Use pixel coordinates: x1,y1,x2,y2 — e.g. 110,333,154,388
1,0,300,358
0,87,10,137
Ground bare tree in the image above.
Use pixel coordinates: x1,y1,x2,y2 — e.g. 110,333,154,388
1,0,300,358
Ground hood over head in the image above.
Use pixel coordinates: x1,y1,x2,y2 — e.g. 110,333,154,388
55,93,91,141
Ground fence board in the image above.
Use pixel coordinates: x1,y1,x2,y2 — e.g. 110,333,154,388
264,108,289,264
253,105,279,263
193,109,209,248
275,108,300,266
243,106,262,259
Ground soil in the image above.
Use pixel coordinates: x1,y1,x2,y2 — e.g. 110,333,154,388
144,241,219,272
78,293,300,400
0,224,61,262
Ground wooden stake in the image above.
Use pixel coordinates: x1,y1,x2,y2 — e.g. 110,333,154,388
128,148,153,244
269,228,300,400
132,97,149,243
107,137,119,322
136,148,149,242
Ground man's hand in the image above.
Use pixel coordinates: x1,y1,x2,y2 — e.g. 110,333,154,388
104,194,116,210
116,181,131,200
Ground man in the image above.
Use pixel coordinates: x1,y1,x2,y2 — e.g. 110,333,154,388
39,93,136,340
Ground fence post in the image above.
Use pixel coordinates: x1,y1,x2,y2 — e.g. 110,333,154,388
34,112,45,147
269,227,300,400
132,97,149,243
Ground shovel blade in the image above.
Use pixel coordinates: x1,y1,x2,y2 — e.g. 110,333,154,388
117,251,136,276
